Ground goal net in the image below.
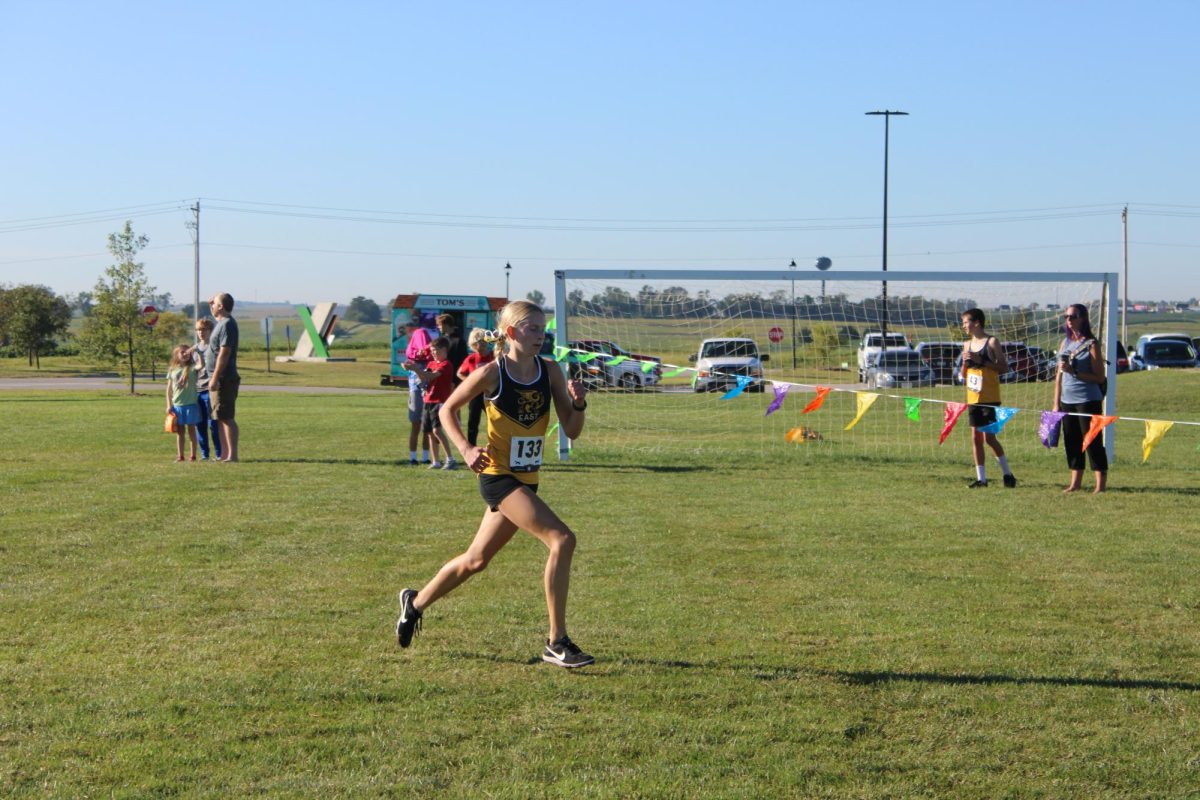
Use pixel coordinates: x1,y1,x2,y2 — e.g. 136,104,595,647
551,269,1118,466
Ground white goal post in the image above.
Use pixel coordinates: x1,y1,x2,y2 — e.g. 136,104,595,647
552,268,1119,464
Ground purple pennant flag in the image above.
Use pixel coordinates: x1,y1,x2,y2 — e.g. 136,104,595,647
765,384,790,415
1039,411,1067,448
978,406,1018,434
721,375,754,400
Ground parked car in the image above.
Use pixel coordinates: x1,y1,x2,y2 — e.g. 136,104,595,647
567,339,662,389
1130,338,1198,370
1116,341,1129,373
863,349,935,390
689,337,768,392
952,342,1047,385
914,341,960,385
856,331,912,382
1026,346,1058,381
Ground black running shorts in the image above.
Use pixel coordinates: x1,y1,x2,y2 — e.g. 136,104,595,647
479,474,538,512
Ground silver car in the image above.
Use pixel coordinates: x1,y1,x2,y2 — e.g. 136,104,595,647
864,350,935,390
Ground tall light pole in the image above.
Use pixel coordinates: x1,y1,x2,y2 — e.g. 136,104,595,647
865,110,907,353
505,261,512,300
789,260,797,369
1121,206,1129,348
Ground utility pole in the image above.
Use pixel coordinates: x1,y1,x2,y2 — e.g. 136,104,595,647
190,200,201,335
1121,205,1129,349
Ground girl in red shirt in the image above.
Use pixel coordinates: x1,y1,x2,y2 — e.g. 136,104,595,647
456,328,496,446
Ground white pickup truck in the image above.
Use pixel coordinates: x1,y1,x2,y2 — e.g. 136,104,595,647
856,332,912,382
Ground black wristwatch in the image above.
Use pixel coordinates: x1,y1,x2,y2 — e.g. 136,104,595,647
572,400,588,412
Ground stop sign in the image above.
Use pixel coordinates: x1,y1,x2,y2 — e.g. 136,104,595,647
142,305,159,327
768,326,784,343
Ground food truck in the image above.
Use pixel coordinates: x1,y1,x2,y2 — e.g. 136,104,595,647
385,293,508,384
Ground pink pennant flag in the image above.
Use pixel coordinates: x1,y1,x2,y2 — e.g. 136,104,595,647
1081,415,1118,452
765,384,790,416
801,386,832,415
939,402,968,445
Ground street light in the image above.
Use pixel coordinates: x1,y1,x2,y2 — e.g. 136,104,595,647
865,110,907,353
505,261,512,300
789,260,797,369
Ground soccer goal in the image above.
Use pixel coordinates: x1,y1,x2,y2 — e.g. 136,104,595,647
551,269,1119,465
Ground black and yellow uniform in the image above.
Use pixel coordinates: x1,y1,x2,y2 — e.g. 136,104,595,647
965,337,1001,405
482,356,552,486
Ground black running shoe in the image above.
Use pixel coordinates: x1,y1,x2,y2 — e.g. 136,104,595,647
1003,473,1017,488
967,479,989,488
542,635,594,668
396,588,422,648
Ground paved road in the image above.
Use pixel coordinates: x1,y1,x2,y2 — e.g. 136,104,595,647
0,377,397,394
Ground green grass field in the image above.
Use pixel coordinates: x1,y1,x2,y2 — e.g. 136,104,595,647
2,370,1199,797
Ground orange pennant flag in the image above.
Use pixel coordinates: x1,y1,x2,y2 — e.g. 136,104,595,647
801,386,832,414
1081,415,1118,452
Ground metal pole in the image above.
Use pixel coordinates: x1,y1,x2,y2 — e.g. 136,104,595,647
1121,205,1128,349
789,260,797,369
866,110,907,356
505,262,512,300
192,200,200,336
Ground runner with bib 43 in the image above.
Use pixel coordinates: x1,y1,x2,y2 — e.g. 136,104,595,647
395,301,595,668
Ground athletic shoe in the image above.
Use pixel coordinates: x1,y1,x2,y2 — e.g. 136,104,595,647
442,459,457,470
967,479,989,488
1003,473,1017,488
542,635,594,668
396,589,422,648
428,461,441,470
408,459,418,467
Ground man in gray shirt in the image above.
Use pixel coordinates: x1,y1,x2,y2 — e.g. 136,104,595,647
208,292,240,462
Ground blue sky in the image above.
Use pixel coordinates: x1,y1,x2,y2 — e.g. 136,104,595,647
2,1,1197,308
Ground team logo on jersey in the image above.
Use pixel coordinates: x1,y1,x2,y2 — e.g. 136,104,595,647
516,389,544,425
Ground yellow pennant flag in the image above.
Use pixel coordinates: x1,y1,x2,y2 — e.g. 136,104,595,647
844,392,880,431
1142,420,1174,463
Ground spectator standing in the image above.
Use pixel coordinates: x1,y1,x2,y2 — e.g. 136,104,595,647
208,293,240,462
1053,303,1108,494
404,337,458,470
457,328,495,446
404,317,434,465
193,318,221,461
166,344,201,462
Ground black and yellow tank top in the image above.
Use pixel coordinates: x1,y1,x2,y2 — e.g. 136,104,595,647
965,336,1001,404
482,356,552,485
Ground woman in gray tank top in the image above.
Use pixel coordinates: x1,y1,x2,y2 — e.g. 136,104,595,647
1052,303,1108,493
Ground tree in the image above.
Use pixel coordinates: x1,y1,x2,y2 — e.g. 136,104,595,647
0,284,72,367
344,296,382,324
526,289,546,307
66,291,94,316
77,221,157,394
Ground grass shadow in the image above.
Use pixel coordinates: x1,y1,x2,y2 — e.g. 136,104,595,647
248,457,411,467
833,669,1200,692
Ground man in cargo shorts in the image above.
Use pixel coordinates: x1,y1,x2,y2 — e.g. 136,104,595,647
208,293,240,462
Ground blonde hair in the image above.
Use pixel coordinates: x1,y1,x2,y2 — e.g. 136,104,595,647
467,327,489,348
169,344,192,387
484,300,543,353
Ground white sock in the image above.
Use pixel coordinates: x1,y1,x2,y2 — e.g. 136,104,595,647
976,465,987,482
996,455,1012,476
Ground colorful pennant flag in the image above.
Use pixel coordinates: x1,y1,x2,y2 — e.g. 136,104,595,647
1039,411,1067,448
553,346,570,362
663,366,690,378
576,352,598,363
546,317,556,331
801,386,832,415
939,402,968,444
765,384,790,416
1142,420,1174,463
721,376,754,400
1081,415,1118,452
641,361,657,373
978,407,1019,434
904,397,921,422
844,392,879,431
605,355,629,367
